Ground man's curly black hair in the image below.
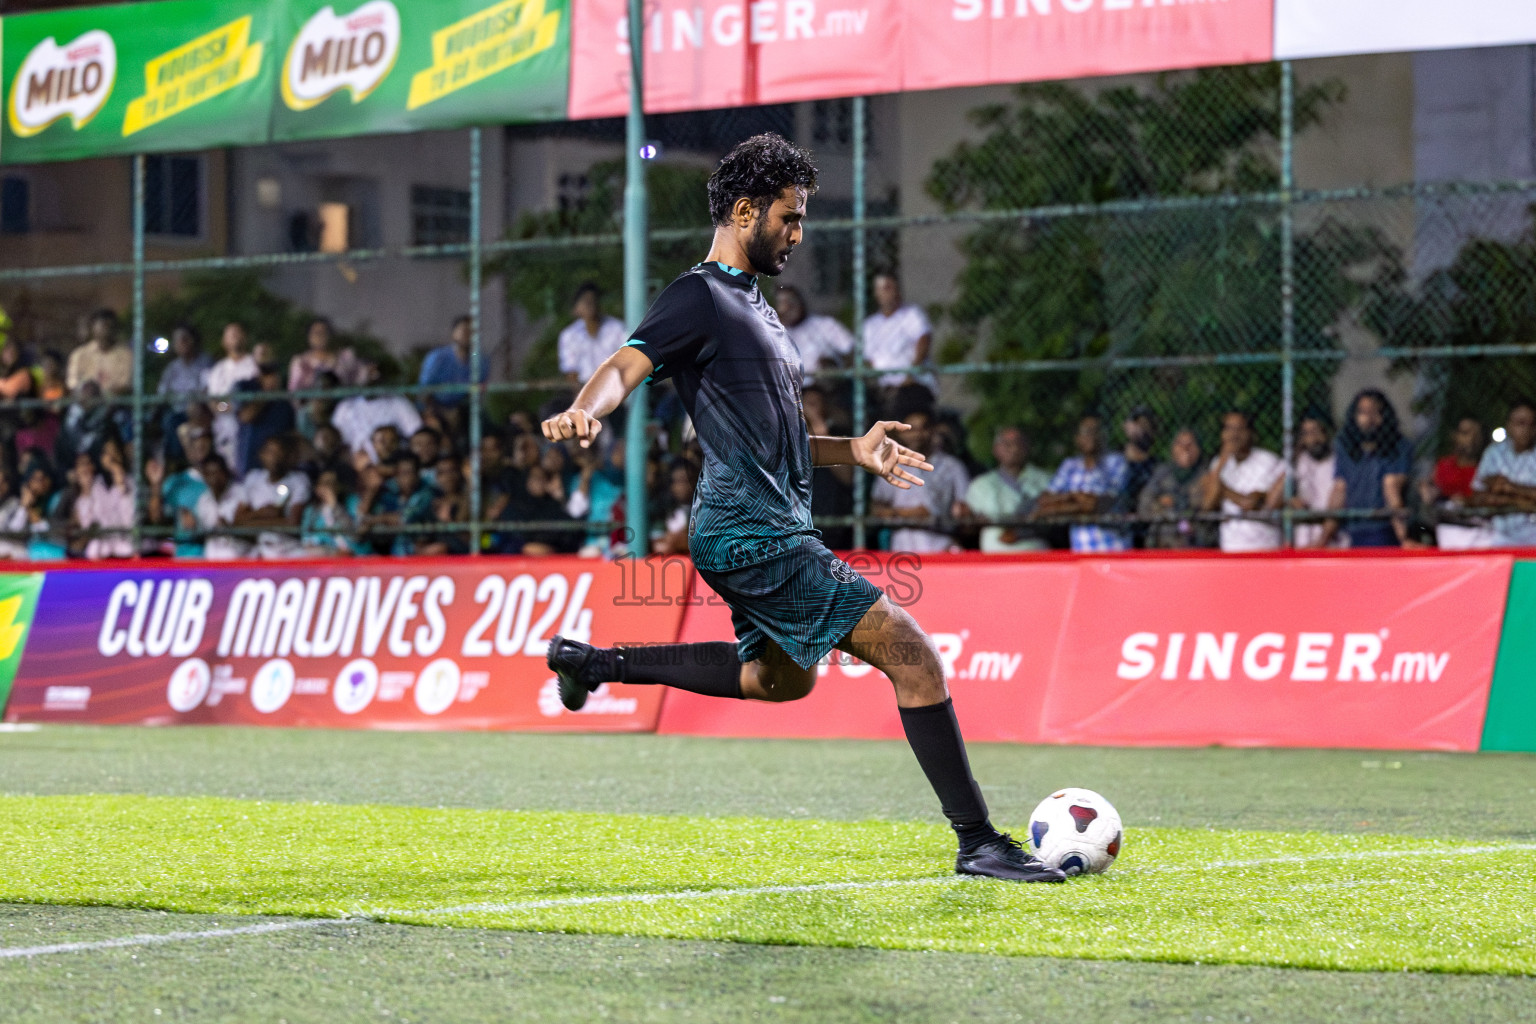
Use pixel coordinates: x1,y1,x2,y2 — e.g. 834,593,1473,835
707,134,818,226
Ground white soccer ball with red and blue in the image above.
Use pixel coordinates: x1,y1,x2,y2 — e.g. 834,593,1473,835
1026,788,1123,876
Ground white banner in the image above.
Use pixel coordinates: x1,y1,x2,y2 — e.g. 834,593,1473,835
1276,0,1536,60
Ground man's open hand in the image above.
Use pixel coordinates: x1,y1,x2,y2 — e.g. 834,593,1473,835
850,420,933,489
542,409,603,448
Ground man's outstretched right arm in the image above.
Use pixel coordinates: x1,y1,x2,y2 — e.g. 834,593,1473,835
540,346,655,448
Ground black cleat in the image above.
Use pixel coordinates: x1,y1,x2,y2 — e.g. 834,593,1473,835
956,833,1068,883
546,635,611,711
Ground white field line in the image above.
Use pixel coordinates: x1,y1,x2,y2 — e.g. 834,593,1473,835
5,840,1536,960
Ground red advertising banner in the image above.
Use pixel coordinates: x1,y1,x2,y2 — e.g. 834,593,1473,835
3,558,683,731
568,0,1272,121
659,553,1512,751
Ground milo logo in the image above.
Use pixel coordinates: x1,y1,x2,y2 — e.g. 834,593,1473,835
282,1,401,110
7,30,118,137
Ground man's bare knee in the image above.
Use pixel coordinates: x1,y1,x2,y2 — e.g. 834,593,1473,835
740,652,816,703
839,597,949,707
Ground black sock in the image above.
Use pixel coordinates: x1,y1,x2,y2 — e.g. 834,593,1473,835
616,642,743,699
899,698,1000,852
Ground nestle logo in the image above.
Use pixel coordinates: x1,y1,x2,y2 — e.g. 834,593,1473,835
345,13,386,30
64,44,101,60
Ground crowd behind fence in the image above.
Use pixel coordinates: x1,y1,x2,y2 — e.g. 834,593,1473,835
3,61,1536,563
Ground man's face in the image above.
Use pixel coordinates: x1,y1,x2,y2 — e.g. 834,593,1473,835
1298,418,1329,458
1354,395,1384,436
315,427,341,457
397,460,420,493
436,457,462,494
173,329,197,360
411,431,440,465
993,428,1026,471
743,187,806,277
1453,417,1484,456
899,413,933,455
1171,429,1201,470
1507,407,1536,452
373,427,400,460
259,440,284,475
184,432,212,466
572,291,598,322
1074,417,1102,457
307,321,331,351
89,316,115,346
221,323,246,356
873,275,900,315
1123,414,1153,449
774,289,806,327
1220,414,1253,455
480,436,504,470
451,319,472,347
670,466,694,504
203,460,229,493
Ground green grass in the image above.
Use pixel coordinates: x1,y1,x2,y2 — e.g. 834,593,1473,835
3,793,1534,975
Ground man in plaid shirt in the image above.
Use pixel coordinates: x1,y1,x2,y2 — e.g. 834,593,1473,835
1034,414,1131,551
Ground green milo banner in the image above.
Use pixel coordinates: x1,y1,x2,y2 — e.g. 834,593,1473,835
0,573,43,717
1481,560,1536,752
0,0,569,165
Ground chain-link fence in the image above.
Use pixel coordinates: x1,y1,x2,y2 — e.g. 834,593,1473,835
2,57,1535,561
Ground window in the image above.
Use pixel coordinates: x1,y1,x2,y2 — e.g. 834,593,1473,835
410,185,471,246
557,172,590,214
0,177,28,234
142,155,202,237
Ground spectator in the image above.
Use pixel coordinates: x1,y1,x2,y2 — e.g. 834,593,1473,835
1139,428,1213,549
56,380,116,470
558,283,626,385
502,463,579,556
358,452,437,556
72,440,134,560
774,285,853,380
417,454,470,556
298,371,340,438
299,424,352,487
862,272,936,408
1119,407,1157,543
157,325,211,403
242,437,312,559
191,454,251,561
409,427,445,484
802,384,853,549
1431,416,1486,503
1034,414,1130,552
333,361,422,461
147,423,214,557
871,411,971,552
66,309,131,396
1469,399,1536,547
0,336,36,453
288,317,363,392
300,468,357,556
234,363,295,476
651,458,696,555
565,438,626,556
208,322,259,469
1322,389,1412,548
1199,410,1285,553
1292,414,1340,549
18,464,66,561
418,315,489,408
0,467,27,560
965,425,1052,553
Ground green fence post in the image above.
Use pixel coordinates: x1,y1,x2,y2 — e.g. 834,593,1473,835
851,95,868,550
469,127,484,556
1279,61,1296,548
623,0,649,557
131,154,146,556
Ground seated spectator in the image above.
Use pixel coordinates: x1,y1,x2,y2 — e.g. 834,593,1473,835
1138,428,1214,549
366,424,405,479
409,427,444,484
0,467,27,561
565,438,626,556
651,458,697,555
558,283,626,385
871,411,971,553
803,385,853,549
298,423,353,489
72,439,134,560
157,325,211,404
1430,416,1486,503
1322,389,1411,548
357,453,437,556
862,271,936,410
417,454,470,556
190,454,251,561
508,431,542,474
242,438,312,559
418,314,488,411
16,350,62,464
502,463,580,556
1199,410,1285,552
1292,414,1341,549
66,309,131,397
18,464,66,561
300,468,357,556
147,423,214,557
775,285,853,381
288,317,363,393
966,425,1052,553
1034,414,1130,552
298,371,340,438
0,335,36,444
1118,407,1157,544
56,380,117,470
208,322,258,469
1469,399,1536,547
333,361,422,461
234,363,295,476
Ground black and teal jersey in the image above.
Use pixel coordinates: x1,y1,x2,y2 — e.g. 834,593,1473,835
627,261,815,571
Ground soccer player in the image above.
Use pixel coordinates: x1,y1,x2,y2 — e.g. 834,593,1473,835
541,135,1064,884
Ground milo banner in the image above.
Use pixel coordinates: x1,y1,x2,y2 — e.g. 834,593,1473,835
2,559,678,732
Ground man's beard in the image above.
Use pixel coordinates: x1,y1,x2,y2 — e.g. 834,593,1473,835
745,219,792,276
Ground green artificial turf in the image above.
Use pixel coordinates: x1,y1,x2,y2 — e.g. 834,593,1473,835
2,793,1533,975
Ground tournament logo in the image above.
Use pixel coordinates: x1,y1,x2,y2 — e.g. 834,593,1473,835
332,657,380,715
414,657,461,715
250,658,296,714
282,1,401,111
6,30,118,138
166,658,212,713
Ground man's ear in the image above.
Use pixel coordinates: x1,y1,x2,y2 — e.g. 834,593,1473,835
731,196,757,228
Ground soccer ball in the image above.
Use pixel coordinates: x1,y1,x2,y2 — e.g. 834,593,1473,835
1026,788,1123,876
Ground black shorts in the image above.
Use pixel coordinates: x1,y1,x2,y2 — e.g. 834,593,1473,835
696,537,883,670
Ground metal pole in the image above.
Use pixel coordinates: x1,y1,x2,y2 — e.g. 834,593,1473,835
850,96,868,550
131,154,146,556
468,127,484,555
1279,61,1296,548
622,0,648,556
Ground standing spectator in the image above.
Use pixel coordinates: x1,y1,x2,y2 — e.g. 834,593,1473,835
190,454,251,561
1138,428,1213,549
1199,410,1285,552
66,309,131,396
418,315,489,409
863,272,936,410
234,364,295,476
208,322,259,469
300,468,356,556
558,283,627,385
1431,416,1486,502
242,438,312,559
1291,414,1339,549
147,423,214,557
288,317,363,393
1322,389,1412,548
870,411,970,552
965,425,1052,553
333,361,422,461
157,325,212,403
1118,407,1158,546
1469,399,1536,547
1034,414,1130,552
72,440,135,560
774,285,853,380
